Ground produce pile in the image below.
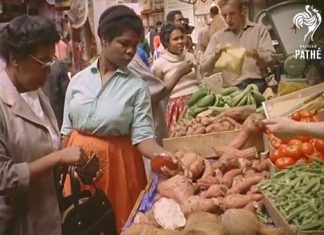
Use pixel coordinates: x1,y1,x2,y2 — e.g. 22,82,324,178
125,209,284,235
261,159,324,231
172,106,256,137
126,114,273,234
267,110,324,169
186,84,265,118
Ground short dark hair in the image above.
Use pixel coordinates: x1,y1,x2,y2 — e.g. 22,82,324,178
160,23,184,48
166,10,182,24
210,6,220,16
0,15,60,63
97,5,144,42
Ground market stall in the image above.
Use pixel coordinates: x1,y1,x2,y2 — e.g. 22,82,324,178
121,78,324,235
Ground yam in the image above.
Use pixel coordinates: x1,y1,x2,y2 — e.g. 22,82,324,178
124,224,160,235
153,197,186,230
180,196,221,216
183,212,223,235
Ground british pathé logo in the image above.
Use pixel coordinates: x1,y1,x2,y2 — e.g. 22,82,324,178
293,5,322,42
293,5,322,60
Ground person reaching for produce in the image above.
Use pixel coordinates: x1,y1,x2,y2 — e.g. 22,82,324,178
263,117,324,140
0,15,89,235
200,0,275,93
151,23,200,135
61,6,184,233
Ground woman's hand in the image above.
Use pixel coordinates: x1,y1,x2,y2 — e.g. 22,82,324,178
156,152,192,178
263,117,300,140
57,146,88,166
176,60,194,77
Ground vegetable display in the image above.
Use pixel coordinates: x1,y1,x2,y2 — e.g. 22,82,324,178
260,159,324,231
186,84,265,118
267,110,324,168
172,106,256,137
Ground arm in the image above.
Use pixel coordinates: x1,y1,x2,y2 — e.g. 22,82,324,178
60,80,73,146
200,32,224,76
131,84,167,159
263,117,324,140
0,134,84,195
246,26,275,68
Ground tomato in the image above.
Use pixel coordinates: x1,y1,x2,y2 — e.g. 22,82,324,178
297,135,311,142
151,156,178,174
312,115,320,122
275,157,295,169
300,110,312,119
291,112,301,121
301,142,315,156
271,139,281,149
314,139,324,154
270,150,281,163
300,117,313,122
277,146,287,158
288,139,303,145
285,144,304,160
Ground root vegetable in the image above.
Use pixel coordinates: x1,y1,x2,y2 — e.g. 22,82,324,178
220,194,263,210
199,160,214,179
180,196,221,216
184,212,223,235
243,199,264,213
153,197,186,230
133,210,160,227
124,224,160,235
179,152,205,181
254,159,270,172
220,169,241,187
229,114,265,149
202,184,228,198
227,176,264,194
221,209,284,235
260,171,270,179
221,105,256,123
244,169,256,177
158,175,194,203
197,175,219,190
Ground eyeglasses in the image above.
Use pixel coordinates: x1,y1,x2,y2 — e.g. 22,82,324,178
30,55,57,69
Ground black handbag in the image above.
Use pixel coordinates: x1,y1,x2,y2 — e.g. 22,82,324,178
57,167,117,235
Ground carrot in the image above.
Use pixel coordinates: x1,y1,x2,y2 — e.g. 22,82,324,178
228,176,264,194
220,169,241,187
221,194,263,210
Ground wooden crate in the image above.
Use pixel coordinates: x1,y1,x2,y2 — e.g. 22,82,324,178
264,195,324,235
163,130,265,158
122,177,154,234
263,83,324,118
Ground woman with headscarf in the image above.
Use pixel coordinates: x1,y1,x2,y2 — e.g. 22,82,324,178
61,5,175,233
0,15,87,235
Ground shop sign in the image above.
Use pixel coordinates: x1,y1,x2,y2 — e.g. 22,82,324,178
292,5,322,60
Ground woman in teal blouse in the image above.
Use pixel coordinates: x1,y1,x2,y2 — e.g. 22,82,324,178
61,6,171,233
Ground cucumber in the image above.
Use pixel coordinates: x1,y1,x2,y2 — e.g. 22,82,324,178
250,94,256,105
219,87,239,96
187,87,209,107
247,83,259,92
246,93,252,105
213,94,221,106
209,106,230,115
196,94,215,107
237,94,248,106
251,90,265,105
191,106,208,117
231,91,246,107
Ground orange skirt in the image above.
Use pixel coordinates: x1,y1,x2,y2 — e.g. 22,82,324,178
65,131,147,234
166,95,190,136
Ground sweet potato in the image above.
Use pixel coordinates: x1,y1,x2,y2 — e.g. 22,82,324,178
153,197,186,230
158,175,194,203
133,210,160,228
220,194,263,210
244,169,256,177
221,105,256,123
202,184,228,198
180,196,221,216
220,169,242,187
253,159,269,172
183,212,223,235
197,175,219,190
227,176,264,194
200,160,214,179
124,224,160,235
